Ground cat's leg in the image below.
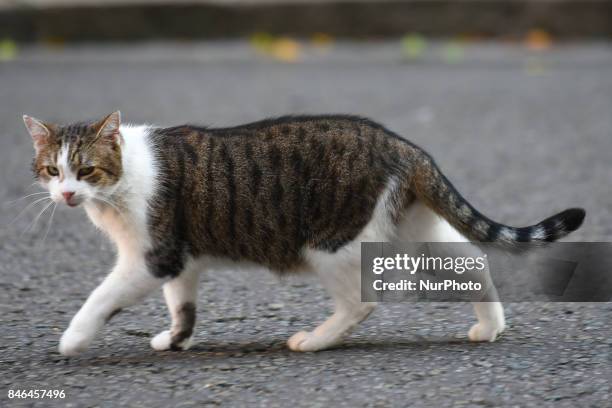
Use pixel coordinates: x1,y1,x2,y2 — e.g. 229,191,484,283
59,257,162,356
468,300,505,342
398,201,505,342
287,249,375,352
287,178,404,352
150,262,199,351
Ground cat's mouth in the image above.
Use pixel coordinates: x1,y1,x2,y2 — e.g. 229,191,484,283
64,197,84,207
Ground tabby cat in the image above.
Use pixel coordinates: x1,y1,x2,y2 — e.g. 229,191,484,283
22,111,585,356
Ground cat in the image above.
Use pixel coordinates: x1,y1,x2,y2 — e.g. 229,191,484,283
22,111,585,356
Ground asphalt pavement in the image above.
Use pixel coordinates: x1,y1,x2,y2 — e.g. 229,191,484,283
0,41,611,407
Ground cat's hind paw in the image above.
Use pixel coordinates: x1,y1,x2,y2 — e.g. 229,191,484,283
287,331,320,351
287,331,311,351
150,330,192,351
287,330,340,352
468,322,505,342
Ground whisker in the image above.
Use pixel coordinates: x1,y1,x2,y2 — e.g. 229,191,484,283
4,191,49,206
40,202,58,245
94,197,122,214
94,197,130,223
8,196,52,226
21,200,55,236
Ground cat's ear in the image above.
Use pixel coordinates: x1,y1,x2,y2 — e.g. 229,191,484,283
23,115,53,152
94,111,123,145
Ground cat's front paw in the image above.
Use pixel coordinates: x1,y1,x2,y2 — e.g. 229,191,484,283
150,330,192,351
59,329,94,356
468,322,505,342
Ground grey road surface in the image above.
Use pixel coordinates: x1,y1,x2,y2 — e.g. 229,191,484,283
1,42,611,407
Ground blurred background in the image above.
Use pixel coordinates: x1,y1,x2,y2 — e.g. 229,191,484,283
1,0,611,41
1,1,611,407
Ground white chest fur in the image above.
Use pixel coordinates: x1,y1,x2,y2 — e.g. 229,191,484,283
83,124,159,259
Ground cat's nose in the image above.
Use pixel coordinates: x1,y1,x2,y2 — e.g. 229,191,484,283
62,191,75,201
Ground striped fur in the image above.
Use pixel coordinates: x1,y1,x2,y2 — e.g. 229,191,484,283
24,112,586,356
28,114,123,189
144,115,585,277
25,113,585,276
411,152,586,247
144,115,417,276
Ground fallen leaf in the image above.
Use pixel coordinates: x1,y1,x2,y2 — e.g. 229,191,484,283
0,38,18,61
442,42,464,63
311,33,334,48
525,29,552,51
401,34,427,59
271,37,301,63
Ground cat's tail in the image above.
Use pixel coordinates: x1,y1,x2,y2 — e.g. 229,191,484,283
410,152,585,247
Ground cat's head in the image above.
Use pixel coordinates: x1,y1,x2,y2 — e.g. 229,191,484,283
23,111,123,207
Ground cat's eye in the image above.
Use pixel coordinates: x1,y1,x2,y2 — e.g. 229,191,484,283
46,166,59,176
78,167,95,177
